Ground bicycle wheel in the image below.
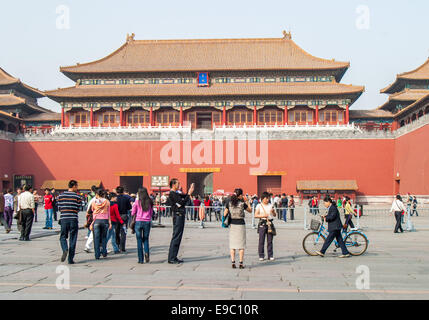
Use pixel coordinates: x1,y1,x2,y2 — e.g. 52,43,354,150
344,232,368,256
302,232,326,256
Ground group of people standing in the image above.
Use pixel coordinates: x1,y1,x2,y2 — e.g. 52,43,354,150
0,186,41,240
390,193,419,233
59,181,154,264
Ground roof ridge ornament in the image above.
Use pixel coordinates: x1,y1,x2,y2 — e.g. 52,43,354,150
282,30,292,40
126,33,135,43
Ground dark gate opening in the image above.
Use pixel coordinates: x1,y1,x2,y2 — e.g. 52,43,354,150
119,176,143,194
187,173,213,198
257,176,282,197
196,112,212,129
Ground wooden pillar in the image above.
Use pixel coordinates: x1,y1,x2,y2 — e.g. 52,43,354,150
180,106,183,126
345,104,349,124
284,106,288,125
222,106,226,125
314,105,319,125
65,111,70,127
391,119,398,132
90,107,94,127
253,106,257,125
149,107,153,126
61,107,65,127
119,107,123,126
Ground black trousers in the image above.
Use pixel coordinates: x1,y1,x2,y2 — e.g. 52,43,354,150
116,214,128,251
168,214,185,262
258,224,273,259
320,229,349,255
394,211,403,233
20,209,34,240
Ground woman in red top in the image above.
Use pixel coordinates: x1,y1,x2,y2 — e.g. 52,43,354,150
107,193,124,254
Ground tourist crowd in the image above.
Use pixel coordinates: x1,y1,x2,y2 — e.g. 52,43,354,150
0,182,423,266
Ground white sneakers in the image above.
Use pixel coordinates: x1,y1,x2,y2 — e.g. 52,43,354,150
259,257,275,261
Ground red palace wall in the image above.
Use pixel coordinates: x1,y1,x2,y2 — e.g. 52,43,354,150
11,138,395,196
394,123,429,195
0,139,14,192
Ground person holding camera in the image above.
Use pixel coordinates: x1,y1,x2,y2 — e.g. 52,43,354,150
167,179,194,264
255,192,276,261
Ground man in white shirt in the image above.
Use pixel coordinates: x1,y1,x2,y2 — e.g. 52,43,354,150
18,185,35,241
390,195,406,233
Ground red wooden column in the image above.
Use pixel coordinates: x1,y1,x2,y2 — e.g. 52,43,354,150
149,107,153,126
180,106,183,126
391,119,398,132
222,106,226,125
345,104,350,124
119,107,124,126
61,107,65,127
253,106,257,125
90,107,94,127
314,105,319,125
65,111,70,127
284,106,288,125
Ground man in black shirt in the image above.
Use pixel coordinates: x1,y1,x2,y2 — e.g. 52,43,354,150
167,179,194,264
116,186,132,252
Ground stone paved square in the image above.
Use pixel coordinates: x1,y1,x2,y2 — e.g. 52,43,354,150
0,209,428,300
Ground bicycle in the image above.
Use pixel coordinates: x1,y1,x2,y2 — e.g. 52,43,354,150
302,217,369,256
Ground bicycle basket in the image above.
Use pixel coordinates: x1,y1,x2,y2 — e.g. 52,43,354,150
310,219,321,231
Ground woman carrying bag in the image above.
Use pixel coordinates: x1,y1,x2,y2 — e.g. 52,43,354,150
223,188,252,269
254,192,276,261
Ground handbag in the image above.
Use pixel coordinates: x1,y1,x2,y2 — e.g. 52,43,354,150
261,204,276,236
267,220,277,236
222,213,231,228
130,213,137,234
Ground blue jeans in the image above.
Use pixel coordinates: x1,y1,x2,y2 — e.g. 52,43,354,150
93,221,109,259
45,208,53,228
282,208,287,222
135,221,151,262
107,221,120,253
59,219,79,263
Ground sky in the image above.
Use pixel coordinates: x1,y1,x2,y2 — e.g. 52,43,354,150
1,0,428,112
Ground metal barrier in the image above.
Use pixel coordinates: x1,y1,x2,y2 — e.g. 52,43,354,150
302,205,429,231
152,205,226,225
354,206,429,231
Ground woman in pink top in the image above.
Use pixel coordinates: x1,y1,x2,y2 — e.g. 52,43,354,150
90,189,111,260
132,187,153,264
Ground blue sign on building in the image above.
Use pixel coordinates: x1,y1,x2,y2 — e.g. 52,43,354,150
197,72,209,86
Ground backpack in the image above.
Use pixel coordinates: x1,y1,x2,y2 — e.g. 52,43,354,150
229,202,245,220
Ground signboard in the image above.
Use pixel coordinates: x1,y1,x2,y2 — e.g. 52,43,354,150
13,175,33,190
302,190,318,194
197,72,209,87
151,175,169,188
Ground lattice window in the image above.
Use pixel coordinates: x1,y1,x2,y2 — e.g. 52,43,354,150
74,112,89,124
258,110,283,124
228,109,253,124
156,111,180,125
127,111,150,126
